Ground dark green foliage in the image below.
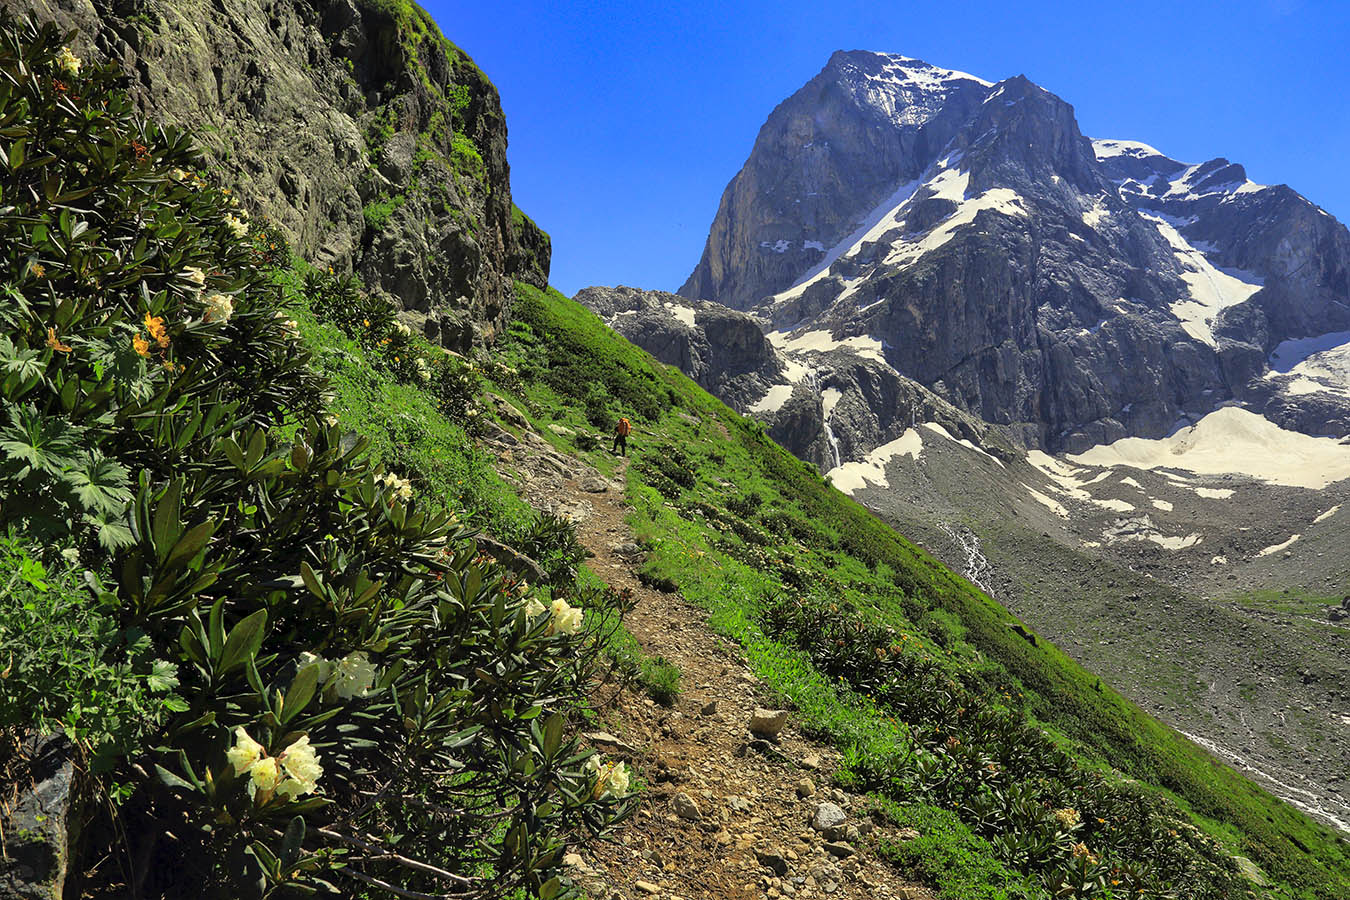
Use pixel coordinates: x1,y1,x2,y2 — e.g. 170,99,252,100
516,511,590,589
302,268,483,424
0,535,185,780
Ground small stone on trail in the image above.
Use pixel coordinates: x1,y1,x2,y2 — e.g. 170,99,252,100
547,423,575,436
584,731,637,752
795,777,815,798
897,888,926,900
727,796,752,813
823,841,856,859
800,753,821,770
635,880,661,894
755,848,789,875
701,699,719,716
673,791,702,821
580,475,610,493
896,826,921,841
812,802,847,838
749,708,789,738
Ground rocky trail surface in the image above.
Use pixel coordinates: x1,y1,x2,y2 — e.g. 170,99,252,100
481,415,933,900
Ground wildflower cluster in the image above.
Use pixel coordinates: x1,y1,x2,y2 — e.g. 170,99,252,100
585,755,632,800
302,269,485,426
227,727,323,800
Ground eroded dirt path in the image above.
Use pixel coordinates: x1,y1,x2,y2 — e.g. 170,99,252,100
485,420,932,900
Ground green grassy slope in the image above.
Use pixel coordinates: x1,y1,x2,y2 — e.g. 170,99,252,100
480,283,1349,900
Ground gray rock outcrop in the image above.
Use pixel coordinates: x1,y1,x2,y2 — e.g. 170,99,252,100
18,0,550,348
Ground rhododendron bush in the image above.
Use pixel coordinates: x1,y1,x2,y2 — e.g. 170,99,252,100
0,13,632,898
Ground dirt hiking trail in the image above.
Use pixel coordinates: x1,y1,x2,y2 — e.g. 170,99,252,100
486,420,934,900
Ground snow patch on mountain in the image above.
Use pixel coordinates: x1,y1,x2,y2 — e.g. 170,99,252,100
1139,212,1264,344
1266,330,1350,398
1091,138,1166,160
769,329,887,363
826,429,924,494
1069,407,1350,489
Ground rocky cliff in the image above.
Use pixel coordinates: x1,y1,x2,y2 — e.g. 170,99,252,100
579,285,1010,474
676,51,1350,451
12,0,548,348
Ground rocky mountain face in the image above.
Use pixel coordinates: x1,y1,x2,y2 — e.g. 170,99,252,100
578,285,1010,474
675,51,1350,450
15,0,548,348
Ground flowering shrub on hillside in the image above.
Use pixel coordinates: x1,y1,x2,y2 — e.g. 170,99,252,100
0,13,632,898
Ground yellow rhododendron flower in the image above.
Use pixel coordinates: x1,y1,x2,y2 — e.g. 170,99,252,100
226,726,265,775
585,755,630,799
249,756,282,791
550,598,583,635
378,471,413,502
181,266,207,286
333,651,377,699
277,734,323,794
523,597,546,618
55,46,81,76
1054,808,1080,828
202,292,234,323
224,214,249,238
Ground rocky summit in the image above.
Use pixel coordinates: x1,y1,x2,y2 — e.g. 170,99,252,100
671,50,1350,451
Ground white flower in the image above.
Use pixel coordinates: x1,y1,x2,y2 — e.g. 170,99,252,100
171,168,190,182
249,756,281,791
226,726,265,775
550,598,584,636
395,321,412,338
224,213,249,238
332,651,377,699
201,292,234,323
523,597,546,618
297,651,331,683
379,471,413,502
181,266,206,286
277,734,323,796
55,46,81,76
280,318,300,338
604,763,631,798
585,755,630,799
323,413,339,427
415,357,431,382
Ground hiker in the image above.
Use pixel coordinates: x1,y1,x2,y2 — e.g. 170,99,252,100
612,416,632,456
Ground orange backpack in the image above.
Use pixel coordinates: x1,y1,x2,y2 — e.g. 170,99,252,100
616,417,631,437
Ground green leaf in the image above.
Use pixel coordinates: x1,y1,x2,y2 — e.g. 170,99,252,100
542,712,564,758
217,609,267,676
146,659,180,692
281,662,320,724
280,816,306,869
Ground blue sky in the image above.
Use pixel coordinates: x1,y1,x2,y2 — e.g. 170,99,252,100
434,0,1350,297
